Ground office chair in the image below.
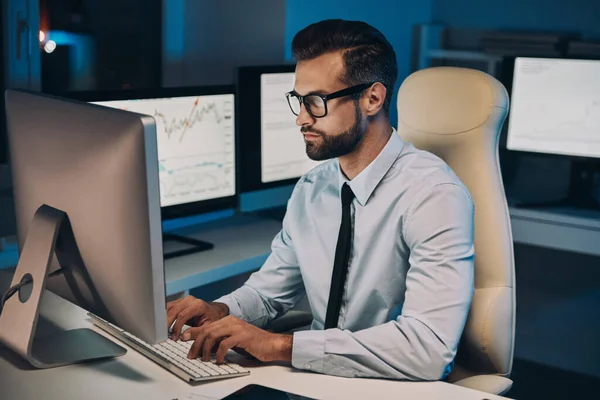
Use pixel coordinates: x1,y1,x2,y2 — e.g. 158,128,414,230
396,67,516,396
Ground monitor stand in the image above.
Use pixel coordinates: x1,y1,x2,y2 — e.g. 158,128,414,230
0,204,126,369
513,159,600,210
162,233,214,260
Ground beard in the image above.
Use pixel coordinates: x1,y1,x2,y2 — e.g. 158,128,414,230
303,102,366,161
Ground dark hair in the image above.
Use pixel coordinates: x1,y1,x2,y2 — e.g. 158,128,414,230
291,19,398,115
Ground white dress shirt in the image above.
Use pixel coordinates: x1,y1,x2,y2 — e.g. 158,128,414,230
216,129,475,380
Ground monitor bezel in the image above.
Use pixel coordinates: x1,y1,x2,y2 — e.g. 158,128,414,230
58,85,238,221
236,64,301,193
502,55,600,161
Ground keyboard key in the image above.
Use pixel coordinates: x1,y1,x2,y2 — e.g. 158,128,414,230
190,366,211,377
213,366,231,375
194,362,221,376
221,365,238,374
229,364,249,373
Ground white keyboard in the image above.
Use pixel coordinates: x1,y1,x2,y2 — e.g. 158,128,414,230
89,314,250,382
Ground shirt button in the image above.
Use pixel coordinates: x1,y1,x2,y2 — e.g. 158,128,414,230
304,363,312,370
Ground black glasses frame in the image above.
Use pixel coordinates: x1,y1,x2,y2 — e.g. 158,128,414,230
285,82,375,118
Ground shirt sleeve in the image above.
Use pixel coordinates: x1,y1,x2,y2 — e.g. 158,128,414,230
291,183,475,381
215,185,307,329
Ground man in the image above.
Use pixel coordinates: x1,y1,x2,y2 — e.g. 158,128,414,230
167,19,475,381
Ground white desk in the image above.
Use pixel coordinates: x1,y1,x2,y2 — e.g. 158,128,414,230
509,206,600,256
163,214,282,295
0,278,509,400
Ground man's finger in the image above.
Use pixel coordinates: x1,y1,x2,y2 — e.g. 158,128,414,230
201,329,224,362
182,319,224,341
188,328,208,359
181,326,203,341
166,304,184,332
215,337,238,364
190,315,213,328
187,322,231,359
199,321,241,361
166,297,184,311
171,309,194,341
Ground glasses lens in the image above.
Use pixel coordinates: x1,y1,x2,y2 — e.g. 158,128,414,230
286,93,302,116
305,95,326,117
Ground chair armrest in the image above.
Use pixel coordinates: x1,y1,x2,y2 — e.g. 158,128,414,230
453,374,513,396
267,310,313,333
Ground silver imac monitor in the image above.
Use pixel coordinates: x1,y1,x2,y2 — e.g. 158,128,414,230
0,89,167,368
77,86,237,259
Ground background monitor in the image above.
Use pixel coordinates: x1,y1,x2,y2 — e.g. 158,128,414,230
505,56,600,209
4,89,167,350
67,86,237,221
506,57,600,158
67,86,236,257
237,65,321,196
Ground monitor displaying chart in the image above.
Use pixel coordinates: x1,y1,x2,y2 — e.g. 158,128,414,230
507,57,600,158
260,72,321,183
93,94,235,207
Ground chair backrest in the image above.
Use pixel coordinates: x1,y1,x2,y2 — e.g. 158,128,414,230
396,67,515,381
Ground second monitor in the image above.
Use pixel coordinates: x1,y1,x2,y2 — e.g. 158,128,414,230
237,65,321,195
507,57,600,158
506,56,600,209
69,86,236,257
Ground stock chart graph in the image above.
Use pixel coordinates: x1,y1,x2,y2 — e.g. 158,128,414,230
507,57,600,158
94,94,235,207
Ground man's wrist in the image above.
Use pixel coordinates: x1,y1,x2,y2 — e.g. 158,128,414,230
210,301,230,319
275,333,293,362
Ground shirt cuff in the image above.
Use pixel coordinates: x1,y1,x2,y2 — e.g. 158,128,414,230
291,329,326,374
213,295,243,319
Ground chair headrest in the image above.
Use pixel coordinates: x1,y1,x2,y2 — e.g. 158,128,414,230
397,67,509,136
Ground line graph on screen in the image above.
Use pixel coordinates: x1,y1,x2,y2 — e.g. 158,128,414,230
95,94,235,207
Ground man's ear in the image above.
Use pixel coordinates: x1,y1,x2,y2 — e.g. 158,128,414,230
364,82,387,116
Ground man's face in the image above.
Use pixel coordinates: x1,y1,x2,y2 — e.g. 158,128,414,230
293,52,367,161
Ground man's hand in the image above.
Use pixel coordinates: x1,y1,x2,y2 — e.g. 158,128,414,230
167,295,229,341
181,315,293,364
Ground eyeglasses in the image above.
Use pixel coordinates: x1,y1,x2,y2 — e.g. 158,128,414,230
285,82,375,118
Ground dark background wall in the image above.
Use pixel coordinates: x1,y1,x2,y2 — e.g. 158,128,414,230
285,0,434,127
181,0,287,87
432,0,600,39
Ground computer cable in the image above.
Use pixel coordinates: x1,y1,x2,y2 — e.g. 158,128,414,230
0,268,66,314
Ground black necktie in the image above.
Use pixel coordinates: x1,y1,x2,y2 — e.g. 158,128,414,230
325,183,355,330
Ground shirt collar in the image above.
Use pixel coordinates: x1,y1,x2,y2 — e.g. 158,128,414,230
337,128,404,206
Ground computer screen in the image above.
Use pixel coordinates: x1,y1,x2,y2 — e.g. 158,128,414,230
67,86,236,220
237,65,320,193
260,72,320,183
5,89,167,350
506,57,600,158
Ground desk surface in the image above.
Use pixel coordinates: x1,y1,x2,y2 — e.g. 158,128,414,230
0,273,508,400
163,214,282,295
509,205,600,229
508,205,600,257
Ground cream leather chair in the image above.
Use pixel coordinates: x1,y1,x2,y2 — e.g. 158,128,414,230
396,67,516,396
